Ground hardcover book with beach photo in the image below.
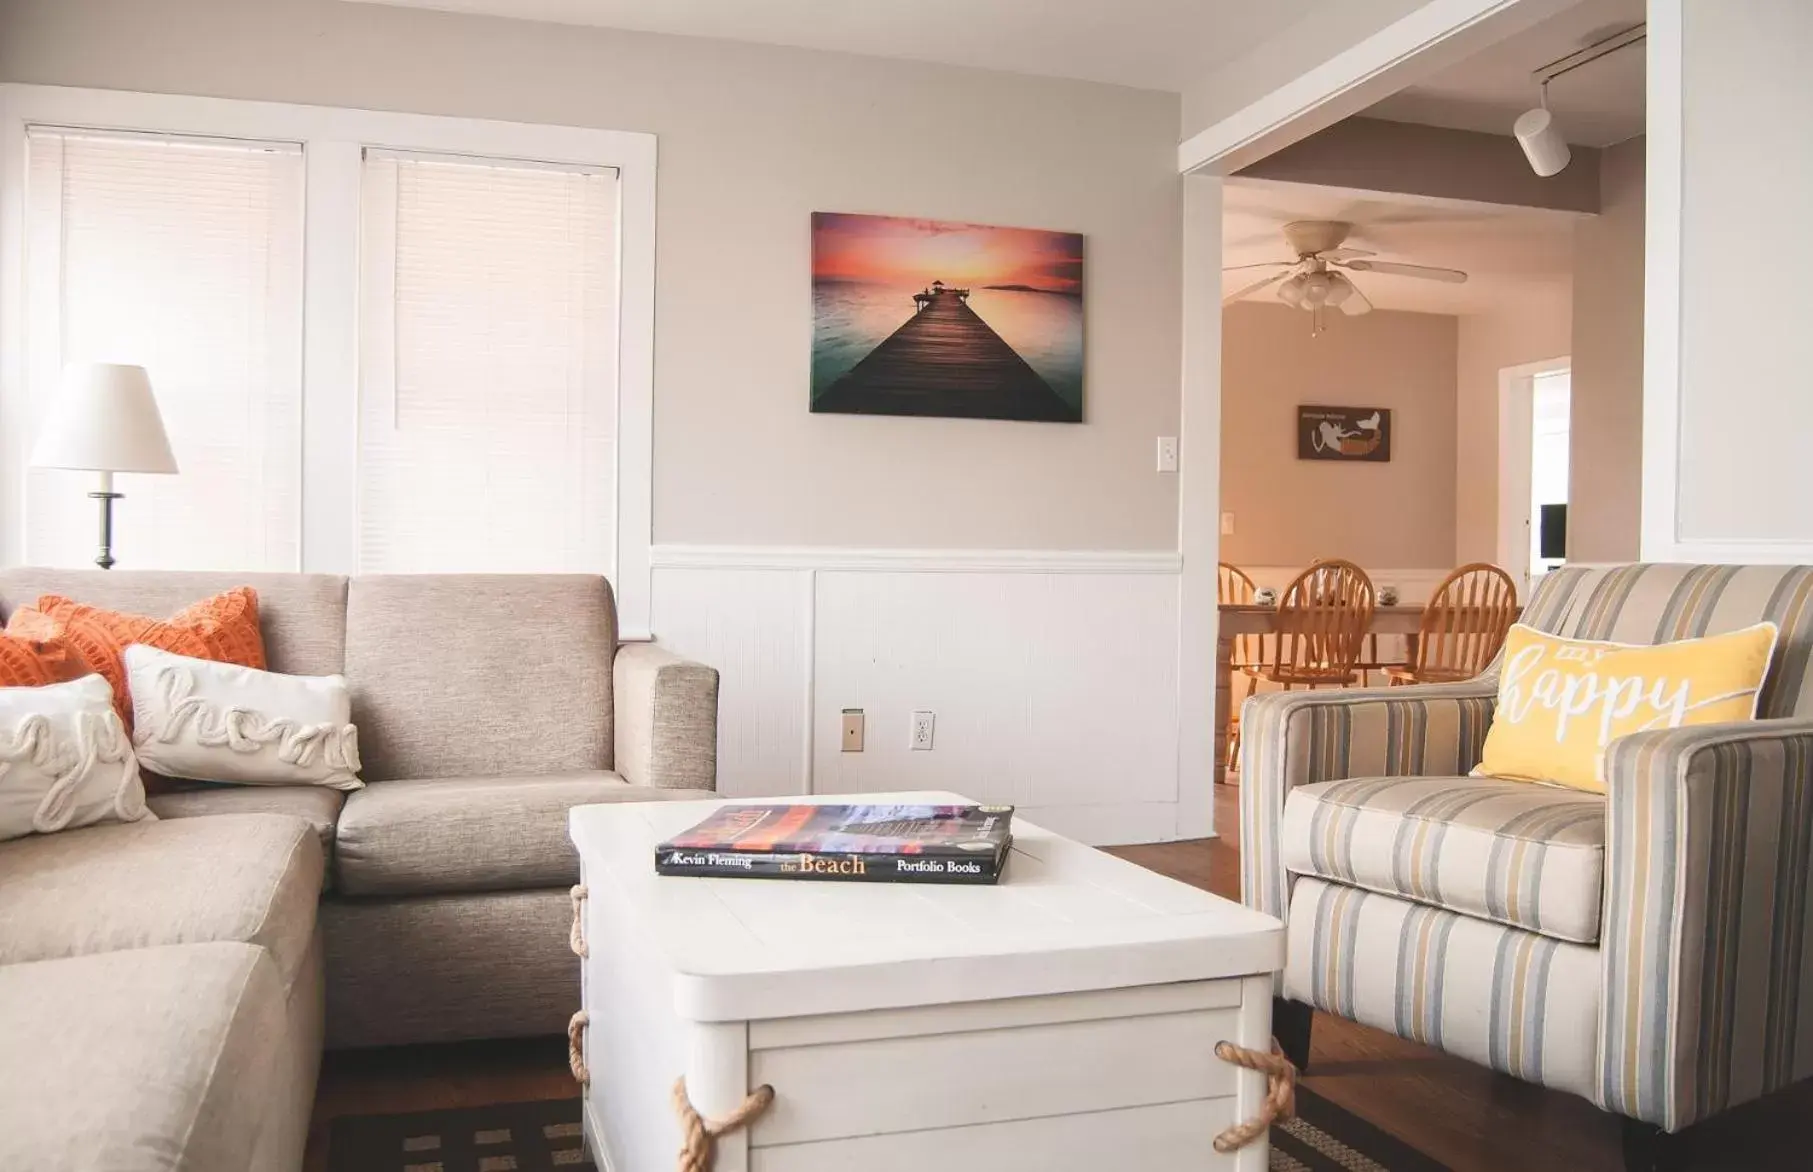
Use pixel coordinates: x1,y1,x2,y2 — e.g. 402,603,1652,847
655,803,1014,885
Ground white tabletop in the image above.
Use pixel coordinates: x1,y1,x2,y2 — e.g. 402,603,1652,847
569,792,1284,1023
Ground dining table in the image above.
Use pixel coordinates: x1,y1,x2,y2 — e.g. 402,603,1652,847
1215,603,1430,782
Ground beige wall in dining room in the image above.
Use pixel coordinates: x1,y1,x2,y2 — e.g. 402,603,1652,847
1568,136,1644,563
1220,301,1458,570
1452,289,1574,565
0,0,1184,553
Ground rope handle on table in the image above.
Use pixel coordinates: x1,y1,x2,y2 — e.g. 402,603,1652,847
673,1077,774,1172
569,884,589,958
1212,1039,1297,1153
567,1010,590,1085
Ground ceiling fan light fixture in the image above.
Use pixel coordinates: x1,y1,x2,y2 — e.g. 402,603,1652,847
1277,275,1307,308
1324,273,1353,306
1514,105,1571,177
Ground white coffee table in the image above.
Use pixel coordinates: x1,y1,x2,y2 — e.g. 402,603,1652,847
568,792,1284,1171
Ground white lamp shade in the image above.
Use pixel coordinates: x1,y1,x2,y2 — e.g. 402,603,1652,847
31,363,179,474
1514,108,1572,178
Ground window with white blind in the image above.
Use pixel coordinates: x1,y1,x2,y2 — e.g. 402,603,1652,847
21,127,305,571
358,151,619,574
0,87,656,632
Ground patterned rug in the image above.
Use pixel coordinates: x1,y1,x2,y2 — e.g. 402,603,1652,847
328,1088,1450,1171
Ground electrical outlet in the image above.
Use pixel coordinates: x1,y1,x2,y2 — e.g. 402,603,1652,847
841,709,864,752
1156,436,1179,473
910,711,935,751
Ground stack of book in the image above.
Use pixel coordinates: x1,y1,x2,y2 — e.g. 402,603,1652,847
655,802,1014,885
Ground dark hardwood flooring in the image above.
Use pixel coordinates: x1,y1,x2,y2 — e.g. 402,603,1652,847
306,783,1813,1171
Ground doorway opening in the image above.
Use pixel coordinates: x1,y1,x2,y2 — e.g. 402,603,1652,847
1497,356,1571,593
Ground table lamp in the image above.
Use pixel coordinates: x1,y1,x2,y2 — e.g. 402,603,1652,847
30,363,179,569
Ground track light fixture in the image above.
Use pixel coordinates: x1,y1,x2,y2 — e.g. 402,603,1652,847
1514,23,1645,178
1515,83,1571,177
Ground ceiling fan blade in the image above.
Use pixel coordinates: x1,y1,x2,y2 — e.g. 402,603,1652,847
1221,260,1296,273
1338,279,1373,315
1340,259,1468,283
1320,247,1376,261
1223,270,1290,305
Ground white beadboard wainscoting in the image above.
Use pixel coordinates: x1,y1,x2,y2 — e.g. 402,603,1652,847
648,546,1188,845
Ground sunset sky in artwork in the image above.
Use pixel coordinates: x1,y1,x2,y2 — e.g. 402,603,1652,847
812,213,1083,294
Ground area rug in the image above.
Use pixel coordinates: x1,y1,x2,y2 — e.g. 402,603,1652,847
328,1088,1451,1171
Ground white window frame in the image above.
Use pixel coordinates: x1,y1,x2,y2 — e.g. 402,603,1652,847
0,85,658,636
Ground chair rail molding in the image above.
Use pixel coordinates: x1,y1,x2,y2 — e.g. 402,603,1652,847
649,545,1183,574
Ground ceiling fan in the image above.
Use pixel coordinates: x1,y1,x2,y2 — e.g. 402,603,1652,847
1223,220,1468,334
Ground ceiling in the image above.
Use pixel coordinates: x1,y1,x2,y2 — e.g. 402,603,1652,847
1366,0,1646,147
339,0,1324,91
1223,179,1576,317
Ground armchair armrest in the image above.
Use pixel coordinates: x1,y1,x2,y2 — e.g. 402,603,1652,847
1598,717,1813,1130
1238,681,1498,921
613,643,720,792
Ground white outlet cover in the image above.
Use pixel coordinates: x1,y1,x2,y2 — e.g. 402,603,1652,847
910,710,935,750
1156,436,1179,473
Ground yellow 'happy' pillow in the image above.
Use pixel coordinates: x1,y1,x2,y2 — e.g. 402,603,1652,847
1474,621,1779,793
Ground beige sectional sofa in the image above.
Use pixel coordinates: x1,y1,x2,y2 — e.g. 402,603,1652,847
0,569,720,1171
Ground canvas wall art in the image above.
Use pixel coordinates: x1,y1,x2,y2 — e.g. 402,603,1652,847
1297,405,1391,461
810,212,1083,422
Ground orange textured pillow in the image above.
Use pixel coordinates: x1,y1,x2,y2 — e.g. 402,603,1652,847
0,610,92,688
33,588,267,730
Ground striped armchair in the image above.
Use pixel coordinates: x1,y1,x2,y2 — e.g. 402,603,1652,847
1239,564,1813,1172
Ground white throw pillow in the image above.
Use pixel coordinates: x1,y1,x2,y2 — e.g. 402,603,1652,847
126,644,363,790
0,674,152,842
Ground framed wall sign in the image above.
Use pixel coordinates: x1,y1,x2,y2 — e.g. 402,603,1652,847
1297,405,1391,462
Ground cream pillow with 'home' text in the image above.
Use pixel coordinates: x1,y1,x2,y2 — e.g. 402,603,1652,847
1474,622,1779,793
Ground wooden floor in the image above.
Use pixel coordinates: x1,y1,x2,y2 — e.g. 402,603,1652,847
306,783,1813,1171
812,288,1074,420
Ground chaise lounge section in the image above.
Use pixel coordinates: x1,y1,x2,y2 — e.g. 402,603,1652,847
0,568,720,1170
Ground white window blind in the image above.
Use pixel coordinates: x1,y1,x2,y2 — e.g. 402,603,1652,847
358,150,619,574
23,127,305,570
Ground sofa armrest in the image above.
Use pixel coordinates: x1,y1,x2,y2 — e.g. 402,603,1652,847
1238,681,1498,921
613,644,720,792
1598,717,1813,1130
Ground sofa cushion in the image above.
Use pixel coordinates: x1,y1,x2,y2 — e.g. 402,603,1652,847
0,568,348,676
0,812,323,987
334,771,712,896
1280,775,1606,944
344,575,615,781
148,783,345,865
0,942,285,1172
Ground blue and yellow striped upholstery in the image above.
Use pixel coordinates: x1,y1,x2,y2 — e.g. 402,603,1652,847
1281,775,1605,943
1285,877,1601,1103
1241,563,1813,1132
1598,717,1813,1130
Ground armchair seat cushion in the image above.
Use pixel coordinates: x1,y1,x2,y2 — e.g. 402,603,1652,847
334,771,714,896
1280,774,1605,944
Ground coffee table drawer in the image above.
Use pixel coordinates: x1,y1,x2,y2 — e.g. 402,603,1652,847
748,984,1241,1146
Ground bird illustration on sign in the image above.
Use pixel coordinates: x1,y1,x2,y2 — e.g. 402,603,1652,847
1298,406,1391,462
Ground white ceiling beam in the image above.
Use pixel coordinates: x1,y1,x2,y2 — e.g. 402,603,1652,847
1179,0,1582,176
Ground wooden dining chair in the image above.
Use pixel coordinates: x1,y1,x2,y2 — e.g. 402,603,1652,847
1218,562,1260,773
1230,560,1375,767
1387,562,1518,685
1217,562,1260,666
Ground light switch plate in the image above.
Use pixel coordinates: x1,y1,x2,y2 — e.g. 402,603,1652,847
1157,436,1179,473
1221,511,1235,536
841,709,864,752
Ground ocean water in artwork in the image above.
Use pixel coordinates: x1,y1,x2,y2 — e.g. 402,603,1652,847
811,281,1084,414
